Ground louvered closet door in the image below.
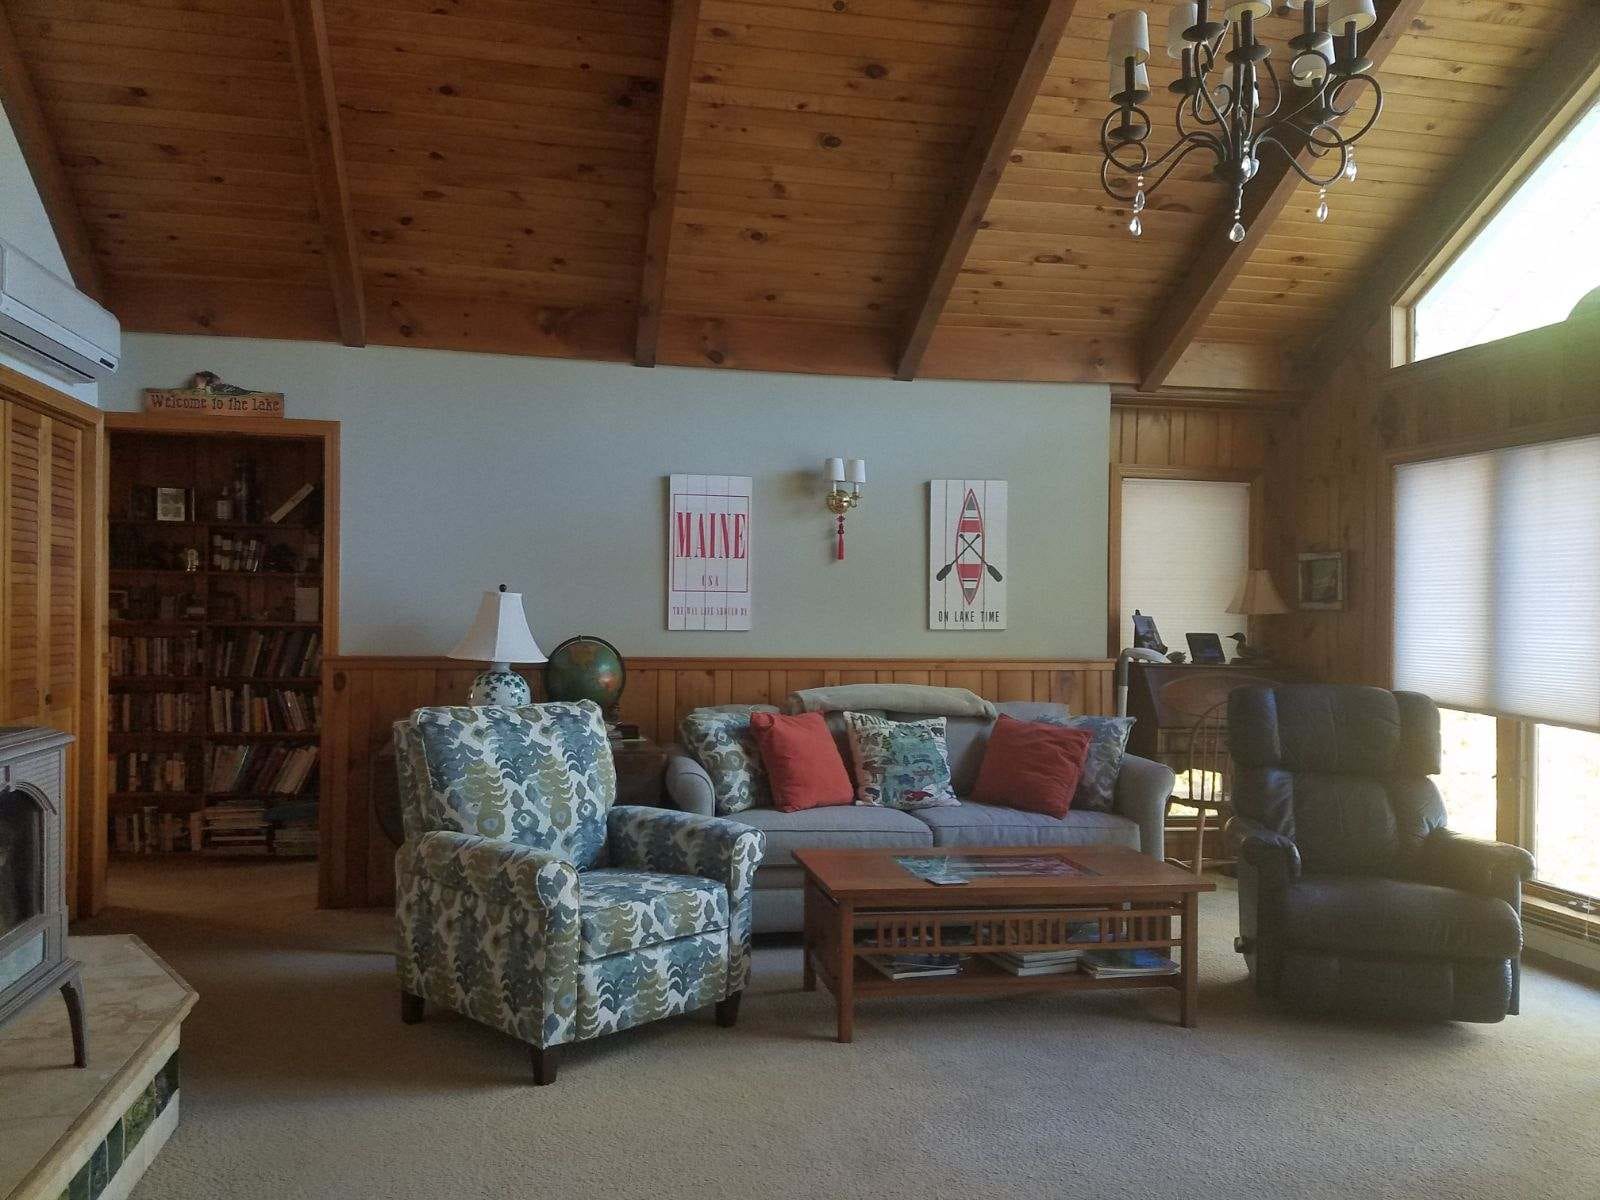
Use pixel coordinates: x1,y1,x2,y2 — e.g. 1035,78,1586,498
45,420,81,731
4,401,47,723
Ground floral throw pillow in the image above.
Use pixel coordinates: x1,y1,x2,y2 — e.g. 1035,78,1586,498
844,712,959,811
680,705,779,815
1038,715,1134,813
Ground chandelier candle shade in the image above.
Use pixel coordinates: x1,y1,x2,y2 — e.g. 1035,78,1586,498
1102,0,1384,241
825,457,866,561
448,584,548,706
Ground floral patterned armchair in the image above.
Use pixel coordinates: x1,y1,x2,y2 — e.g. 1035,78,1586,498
392,700,765,1084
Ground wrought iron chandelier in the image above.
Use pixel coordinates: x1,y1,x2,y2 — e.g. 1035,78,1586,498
1101,1,1385,241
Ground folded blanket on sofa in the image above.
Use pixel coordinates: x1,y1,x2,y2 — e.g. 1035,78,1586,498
785,683,998,720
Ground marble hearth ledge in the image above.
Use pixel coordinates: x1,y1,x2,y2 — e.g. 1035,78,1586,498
0,936,197,1200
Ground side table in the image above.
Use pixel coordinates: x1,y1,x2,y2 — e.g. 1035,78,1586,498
612,737,669,807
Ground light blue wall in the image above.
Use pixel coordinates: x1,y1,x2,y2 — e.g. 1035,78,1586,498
103,334,1111,659
0,110,98,405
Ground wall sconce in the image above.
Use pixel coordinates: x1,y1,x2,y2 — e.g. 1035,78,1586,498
825,457,866,560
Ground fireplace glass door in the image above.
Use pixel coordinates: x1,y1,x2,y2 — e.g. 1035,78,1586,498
0,786,46,989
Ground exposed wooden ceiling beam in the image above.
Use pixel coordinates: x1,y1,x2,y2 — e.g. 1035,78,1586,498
283,0,366,347
635,0,701,368
1301,11,1600,382
0,7,102,301
1135,0,1427,393
893,0,1077,382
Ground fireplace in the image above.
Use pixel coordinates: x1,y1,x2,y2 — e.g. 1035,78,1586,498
0,727,85,1066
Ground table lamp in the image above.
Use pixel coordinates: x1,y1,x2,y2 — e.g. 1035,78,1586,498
1225,568,1289,662
448,584,547,706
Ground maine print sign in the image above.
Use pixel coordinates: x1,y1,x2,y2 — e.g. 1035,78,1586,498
929,480,1007,631
668,474,753,631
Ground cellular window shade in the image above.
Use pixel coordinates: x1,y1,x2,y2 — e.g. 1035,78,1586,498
1394,434,1600,730
1120,478,1250,651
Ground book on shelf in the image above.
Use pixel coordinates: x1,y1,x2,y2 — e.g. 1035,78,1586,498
208,684,320,733
268,482,317,525
111,750,190,794
210,532,268,573
109,690,203,734
210,629,320,679
865,953,962,981
1080,949,1180,978
110,632,203,677
207,743,319,796
110,808,198,854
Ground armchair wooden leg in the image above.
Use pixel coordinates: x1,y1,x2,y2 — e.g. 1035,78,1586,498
530,1045,559,1086
400,991,425,1024
715,992,743,1028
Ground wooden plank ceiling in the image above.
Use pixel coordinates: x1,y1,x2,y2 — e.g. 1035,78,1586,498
4,0,1592,389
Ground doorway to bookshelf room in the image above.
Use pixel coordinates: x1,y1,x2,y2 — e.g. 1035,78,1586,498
103,414,338,904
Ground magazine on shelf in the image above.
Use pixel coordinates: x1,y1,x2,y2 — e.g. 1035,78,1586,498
865,953,962,981
1080,948,1180,978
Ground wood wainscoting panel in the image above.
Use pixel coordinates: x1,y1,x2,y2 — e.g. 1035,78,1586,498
321,655,1113,907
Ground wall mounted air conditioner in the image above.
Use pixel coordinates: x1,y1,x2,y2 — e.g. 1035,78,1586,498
0,240,119,384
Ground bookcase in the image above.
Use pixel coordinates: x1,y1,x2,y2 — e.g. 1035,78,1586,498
105,414,338,858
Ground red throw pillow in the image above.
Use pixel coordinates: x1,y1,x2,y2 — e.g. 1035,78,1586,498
750,711,855,812
972,715,1094,818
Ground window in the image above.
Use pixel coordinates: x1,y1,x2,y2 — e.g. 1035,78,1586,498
1394,434,1600,729
1118,477,1249,653
1411,100,1600,362
1533,723,1600,898
1433,708,1498,842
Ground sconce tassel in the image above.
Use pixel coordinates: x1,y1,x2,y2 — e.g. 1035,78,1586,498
836,514,846,560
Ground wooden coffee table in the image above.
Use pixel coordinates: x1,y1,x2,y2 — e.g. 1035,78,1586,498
794,845,1216,1042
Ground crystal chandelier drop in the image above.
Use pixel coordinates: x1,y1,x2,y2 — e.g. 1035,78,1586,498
1101,1,1384,241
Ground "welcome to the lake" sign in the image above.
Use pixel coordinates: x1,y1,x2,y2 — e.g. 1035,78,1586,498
667,474,753,631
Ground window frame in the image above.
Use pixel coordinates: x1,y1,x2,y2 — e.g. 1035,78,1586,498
1107,464,1264,659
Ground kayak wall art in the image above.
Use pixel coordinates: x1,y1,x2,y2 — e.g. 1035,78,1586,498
928,480,1007,631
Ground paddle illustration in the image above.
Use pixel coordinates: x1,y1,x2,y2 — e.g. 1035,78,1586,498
935,535,1003,584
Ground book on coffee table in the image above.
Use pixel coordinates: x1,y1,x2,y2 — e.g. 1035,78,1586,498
865,953,962,981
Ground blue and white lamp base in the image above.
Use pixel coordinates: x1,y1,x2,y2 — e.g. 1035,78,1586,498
468,662,532,707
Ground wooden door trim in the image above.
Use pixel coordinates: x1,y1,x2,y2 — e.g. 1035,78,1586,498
1108,464,1265,659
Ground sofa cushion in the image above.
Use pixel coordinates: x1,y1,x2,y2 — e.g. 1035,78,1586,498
913,801,1140,850
577,869,729,961
844,711,959,810
750,711,854,811
1281,877,1521,960
1034,714,1134,813
729,804,933,867
971,714,1093,817
679,704,779,815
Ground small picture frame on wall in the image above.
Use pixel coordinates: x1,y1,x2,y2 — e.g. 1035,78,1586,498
1298,551,1346,610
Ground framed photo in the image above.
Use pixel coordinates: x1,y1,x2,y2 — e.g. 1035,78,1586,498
1131,609,1166,654
155,487,188,523
1186,632,1226,665
1298,551,1346,610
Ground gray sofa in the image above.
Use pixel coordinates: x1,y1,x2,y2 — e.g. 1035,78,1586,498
664,701,1175,933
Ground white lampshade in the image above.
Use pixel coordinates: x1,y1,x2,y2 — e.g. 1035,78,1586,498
1224,0,1271,18
1226,569,1290,616
1166,3,1198,59
1291,33,1334,84
1329,0,1376,32
826,456,845,483
1108,10,1150,65
1109,61,1150,100
847,457,866,484
449,586,547,664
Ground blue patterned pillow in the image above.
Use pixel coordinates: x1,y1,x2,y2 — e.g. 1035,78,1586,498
1038,715,1134,813
844,712,959,811
680,705,779,814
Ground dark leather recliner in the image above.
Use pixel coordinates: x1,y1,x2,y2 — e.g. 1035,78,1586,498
1227,684,1534,1023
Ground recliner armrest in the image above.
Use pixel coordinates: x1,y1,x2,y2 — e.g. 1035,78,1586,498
1229,816,1302,889
664,745,717,816
1422,829,1533,906
397,830,579,916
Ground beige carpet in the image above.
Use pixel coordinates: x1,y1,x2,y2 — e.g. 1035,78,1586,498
74,859,1600,1200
